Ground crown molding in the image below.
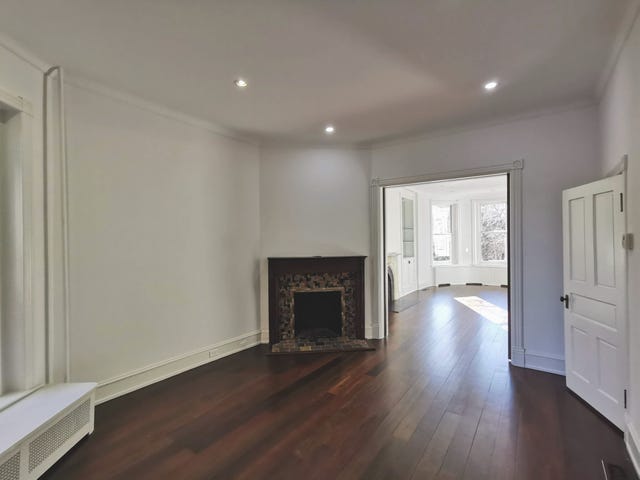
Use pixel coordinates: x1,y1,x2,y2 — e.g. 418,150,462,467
64,73,260,147
595,0,640,100
0,32,51,72
368,100,595,150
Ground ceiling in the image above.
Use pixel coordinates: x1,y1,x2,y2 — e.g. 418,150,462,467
0,0,634,144
408,175,507,199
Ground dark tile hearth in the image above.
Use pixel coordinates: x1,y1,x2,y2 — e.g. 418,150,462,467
270,336,374,354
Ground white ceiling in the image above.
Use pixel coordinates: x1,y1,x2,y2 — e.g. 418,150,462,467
0,0,634,144
407,175,507,200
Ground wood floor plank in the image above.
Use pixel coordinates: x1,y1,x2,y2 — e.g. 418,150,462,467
411,411,463,479
41,286,634,480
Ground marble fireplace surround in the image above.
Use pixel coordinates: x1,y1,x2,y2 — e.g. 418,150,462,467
268,256,366,345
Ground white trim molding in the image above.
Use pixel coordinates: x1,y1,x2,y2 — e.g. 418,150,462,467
365,322,383,339
606,154,628,178
95,330,262,404
626,417,640,477
523,350,565,376
0,85,42,393
511,346,526,368
64,74,258,147
0,33,51,73
371,160,526,367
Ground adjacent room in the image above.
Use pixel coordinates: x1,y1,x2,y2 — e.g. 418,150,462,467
0,1,639,479
385,175,510,364
385,175,508,304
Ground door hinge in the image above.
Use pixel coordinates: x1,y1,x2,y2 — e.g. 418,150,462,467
624,389,627,409
620,193,624,212
623,233,634,251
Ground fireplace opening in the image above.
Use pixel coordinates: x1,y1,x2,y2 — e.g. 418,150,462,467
294,290,343,339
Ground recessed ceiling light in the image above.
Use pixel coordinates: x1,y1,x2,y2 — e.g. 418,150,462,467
325,125,335,134
484,80,498,91
234,78,248,88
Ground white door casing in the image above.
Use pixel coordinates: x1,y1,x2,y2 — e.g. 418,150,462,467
562,174,626,429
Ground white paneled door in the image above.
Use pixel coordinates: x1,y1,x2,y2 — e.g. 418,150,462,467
562,174,626,429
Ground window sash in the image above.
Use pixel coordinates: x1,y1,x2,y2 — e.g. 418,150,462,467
432,203,456,264
476,201,508,263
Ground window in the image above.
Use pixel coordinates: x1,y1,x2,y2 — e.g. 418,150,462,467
0,91,44,407
478,201,507,262
432,203,455,263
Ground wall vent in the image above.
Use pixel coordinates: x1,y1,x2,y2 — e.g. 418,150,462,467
0,383,95,480
0,452,20,480
28,399,90,473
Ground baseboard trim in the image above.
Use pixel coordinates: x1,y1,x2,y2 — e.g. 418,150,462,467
510,346,525,368
365,323,383,339
95,330,262,404
524,350,565,376
625,417,640,478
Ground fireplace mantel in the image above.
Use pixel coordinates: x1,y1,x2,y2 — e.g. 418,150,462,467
268,256,366,345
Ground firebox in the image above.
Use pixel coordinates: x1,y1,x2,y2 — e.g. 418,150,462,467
293,289,344,339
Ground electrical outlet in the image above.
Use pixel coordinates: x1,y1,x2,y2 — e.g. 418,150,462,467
208,348,219,358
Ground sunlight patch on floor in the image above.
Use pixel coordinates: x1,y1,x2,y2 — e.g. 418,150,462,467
454,296,508,330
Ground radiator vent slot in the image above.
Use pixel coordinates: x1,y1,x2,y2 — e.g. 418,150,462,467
27,399,91,473
0,452,20,480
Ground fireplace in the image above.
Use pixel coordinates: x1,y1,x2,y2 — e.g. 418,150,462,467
268,256,369,353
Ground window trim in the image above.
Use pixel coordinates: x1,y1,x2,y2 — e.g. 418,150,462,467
473,199,508,265
0,85,43,400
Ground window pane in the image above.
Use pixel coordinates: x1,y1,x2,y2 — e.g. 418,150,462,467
402,198,414,228
403,241,415,258
480,202,507,231
432,205,451,234
481,231,507,261
433,234,451,262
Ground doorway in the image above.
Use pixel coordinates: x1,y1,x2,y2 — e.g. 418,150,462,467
373,162,524,365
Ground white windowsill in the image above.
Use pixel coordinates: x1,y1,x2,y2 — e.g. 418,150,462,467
0,387,40,414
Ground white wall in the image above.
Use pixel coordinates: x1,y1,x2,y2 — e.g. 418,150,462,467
259,146,371,338
598,8,640,465
64,82,262,400
372,106,601,371
434,265,507,287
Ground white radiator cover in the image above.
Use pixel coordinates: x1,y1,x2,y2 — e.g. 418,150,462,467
0,384,96,480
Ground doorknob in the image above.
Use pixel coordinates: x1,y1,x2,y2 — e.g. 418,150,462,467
560,294,569,309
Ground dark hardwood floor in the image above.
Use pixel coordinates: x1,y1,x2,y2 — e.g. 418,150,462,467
43,286,634,479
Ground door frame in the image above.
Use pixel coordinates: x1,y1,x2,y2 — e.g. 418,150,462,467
371,160,525,367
